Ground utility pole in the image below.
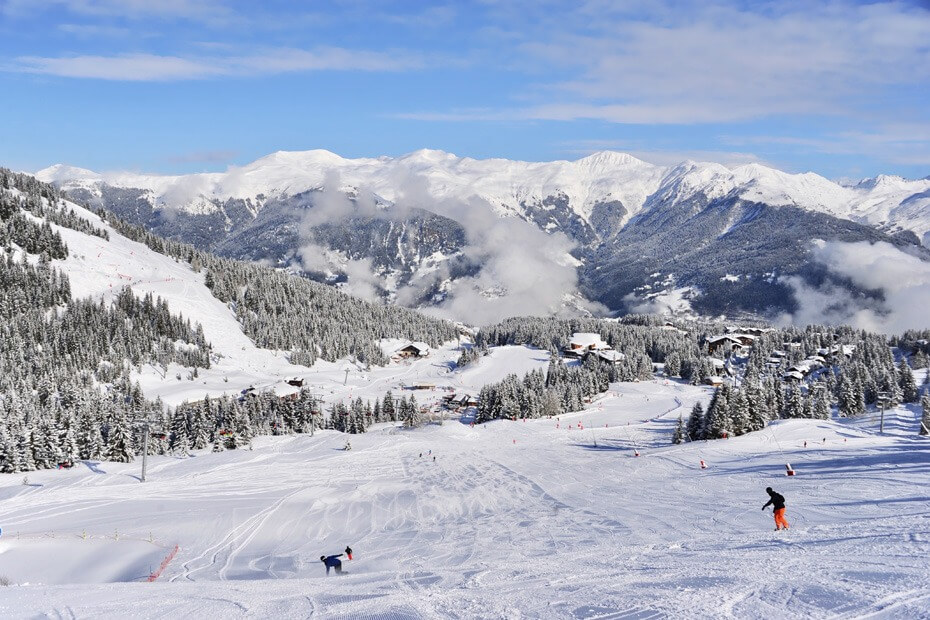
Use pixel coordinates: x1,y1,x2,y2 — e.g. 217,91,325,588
140,422,150,483
877,391,891,434
344,368,350,385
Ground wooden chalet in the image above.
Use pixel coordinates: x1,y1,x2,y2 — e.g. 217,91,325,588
395,342,431,359
564,332,610,358
706,335,743,355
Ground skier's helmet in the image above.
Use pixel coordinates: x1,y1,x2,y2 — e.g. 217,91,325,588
320,556,326,561
765,487,772,493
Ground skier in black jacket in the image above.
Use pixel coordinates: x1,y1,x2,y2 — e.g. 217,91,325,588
762,487,790,530
320,553,344,575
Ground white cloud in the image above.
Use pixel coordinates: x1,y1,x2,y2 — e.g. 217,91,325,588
402,1,930,130
723,123,930,168
13,53,223,80
11,47,425,81
781,240,930,334
291,168,599,324
3,0,232,23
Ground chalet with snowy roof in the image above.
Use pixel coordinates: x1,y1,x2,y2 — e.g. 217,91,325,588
407,382,436,390
704,376,725,387
593,349,626,365
394,342,430,359
272,383,302,401
783,370,805,383
285,377,304,387
788,362,814,375
564,333,610,358
706,335,744,355
708,357,732,376
735,327,772,337
442,393,478,410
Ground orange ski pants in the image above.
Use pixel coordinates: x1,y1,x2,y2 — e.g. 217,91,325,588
774,507,789,530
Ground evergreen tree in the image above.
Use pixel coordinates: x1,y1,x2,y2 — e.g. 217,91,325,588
912,349,929,370
106,414,135,463
686,402,705,441
838,374,865,417
672,414,685,444
898,358,919,403
812,388,831,420
704,386,732,439
782,386,805,419
404,395,421,428
382,391,396,422
728,390,751,435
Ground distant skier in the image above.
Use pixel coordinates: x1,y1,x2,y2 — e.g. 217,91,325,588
345,545,353,560
320,553,344,575
762,487,790,530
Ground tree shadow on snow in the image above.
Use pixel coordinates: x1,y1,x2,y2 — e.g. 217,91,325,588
81,460,106,474
572,438,638,452
704,441,930,480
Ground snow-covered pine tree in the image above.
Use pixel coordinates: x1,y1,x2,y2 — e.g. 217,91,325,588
382,391,396,422
404,395,421,428
838,374,865,417
672,414,685,444
686,402,704,441
105,414,135,463
169,407,190,454
812,388,831,420
898,357,919,403
728,389,751,435
782,385,805,419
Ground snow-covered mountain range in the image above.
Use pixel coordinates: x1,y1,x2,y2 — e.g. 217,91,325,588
37,150,930,241
38,150,930,322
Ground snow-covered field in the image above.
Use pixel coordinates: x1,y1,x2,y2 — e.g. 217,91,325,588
1,376,928,619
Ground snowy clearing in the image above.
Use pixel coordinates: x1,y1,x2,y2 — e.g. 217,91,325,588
1,379,928,619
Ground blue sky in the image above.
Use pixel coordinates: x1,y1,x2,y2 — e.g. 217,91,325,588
1,0,929,180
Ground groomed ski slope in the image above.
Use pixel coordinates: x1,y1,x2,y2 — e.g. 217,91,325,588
1,376,928,619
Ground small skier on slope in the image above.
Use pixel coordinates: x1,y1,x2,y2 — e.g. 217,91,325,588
762,487,790,530
345,545,353,560
320,553,344,575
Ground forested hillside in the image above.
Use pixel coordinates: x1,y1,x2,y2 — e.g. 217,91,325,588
0,168,458,472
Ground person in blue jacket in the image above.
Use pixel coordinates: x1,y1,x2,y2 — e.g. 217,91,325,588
320,553,344,575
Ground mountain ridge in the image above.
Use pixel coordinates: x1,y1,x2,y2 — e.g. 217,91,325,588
34,149,930,323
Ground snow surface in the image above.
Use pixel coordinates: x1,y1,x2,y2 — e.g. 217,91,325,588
38,149,930,244
8,177,929,617
1,379,928,618
47,199,318,406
